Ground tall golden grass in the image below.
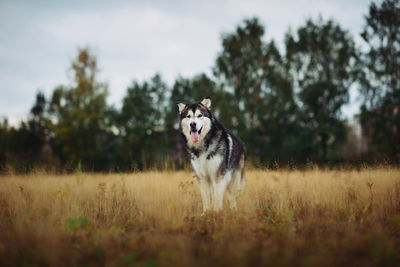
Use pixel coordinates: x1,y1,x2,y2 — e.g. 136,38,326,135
1,168,400,266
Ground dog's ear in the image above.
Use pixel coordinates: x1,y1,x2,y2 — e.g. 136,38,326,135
177,103,186,113
201,97,211,109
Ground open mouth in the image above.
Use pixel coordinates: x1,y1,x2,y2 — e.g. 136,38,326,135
190,127,202,135
190,127,202,143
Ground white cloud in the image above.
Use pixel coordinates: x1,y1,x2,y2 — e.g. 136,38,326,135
0,0,369,123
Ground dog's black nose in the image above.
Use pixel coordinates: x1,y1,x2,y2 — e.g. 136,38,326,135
190,122,196,128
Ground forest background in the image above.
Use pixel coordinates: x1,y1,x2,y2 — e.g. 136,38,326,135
0,0,399,172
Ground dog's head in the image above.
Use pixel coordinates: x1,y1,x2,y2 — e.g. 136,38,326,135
177,97,212,147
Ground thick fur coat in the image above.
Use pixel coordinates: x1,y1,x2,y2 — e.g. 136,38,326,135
177,98,246,212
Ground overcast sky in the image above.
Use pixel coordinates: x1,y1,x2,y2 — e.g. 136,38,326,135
0,0,371,125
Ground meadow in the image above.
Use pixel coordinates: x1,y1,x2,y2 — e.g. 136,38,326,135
1,167,400,266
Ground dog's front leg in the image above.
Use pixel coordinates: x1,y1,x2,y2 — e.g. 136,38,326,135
198,176,212,213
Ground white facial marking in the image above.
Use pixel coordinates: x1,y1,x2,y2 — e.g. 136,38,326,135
187,109,204,133
180,107,211,147
180,110,191,139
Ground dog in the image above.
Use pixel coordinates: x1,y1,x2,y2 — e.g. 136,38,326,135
177,97,246,212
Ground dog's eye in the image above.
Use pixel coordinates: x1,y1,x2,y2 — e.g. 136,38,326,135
186,115,191,119
197,114,203,118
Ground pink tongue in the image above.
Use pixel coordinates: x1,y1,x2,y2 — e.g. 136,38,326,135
191,131,199,143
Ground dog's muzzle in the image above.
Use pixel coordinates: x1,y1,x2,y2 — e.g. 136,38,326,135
189,124,202,143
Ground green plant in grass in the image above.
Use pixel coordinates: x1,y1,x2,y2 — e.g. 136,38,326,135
75,160,83,185
66,215,89,234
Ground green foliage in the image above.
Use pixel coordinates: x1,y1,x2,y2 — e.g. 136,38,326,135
0,92,52,172
76,160,83,184
213,17,358,164
66,215,89,234
0,3,398,171
215,18,267,139
0,118,9,168
49,48,116,171
214,18,301,162
117,74,169,169
285,17,359,160
360,0,400,162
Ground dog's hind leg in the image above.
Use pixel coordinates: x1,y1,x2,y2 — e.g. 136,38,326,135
227,170,241,210
212,172,231,211
213,180,226,211
226,188,237,210
227,166,246,210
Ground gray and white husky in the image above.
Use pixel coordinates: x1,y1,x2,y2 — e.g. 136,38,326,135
177,97,246,212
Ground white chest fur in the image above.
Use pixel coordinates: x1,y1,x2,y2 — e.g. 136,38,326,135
191,152,223,179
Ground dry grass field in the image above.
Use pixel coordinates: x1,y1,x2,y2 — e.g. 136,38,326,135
1,168,400,266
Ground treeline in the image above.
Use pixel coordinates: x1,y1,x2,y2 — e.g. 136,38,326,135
0,0,399,172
